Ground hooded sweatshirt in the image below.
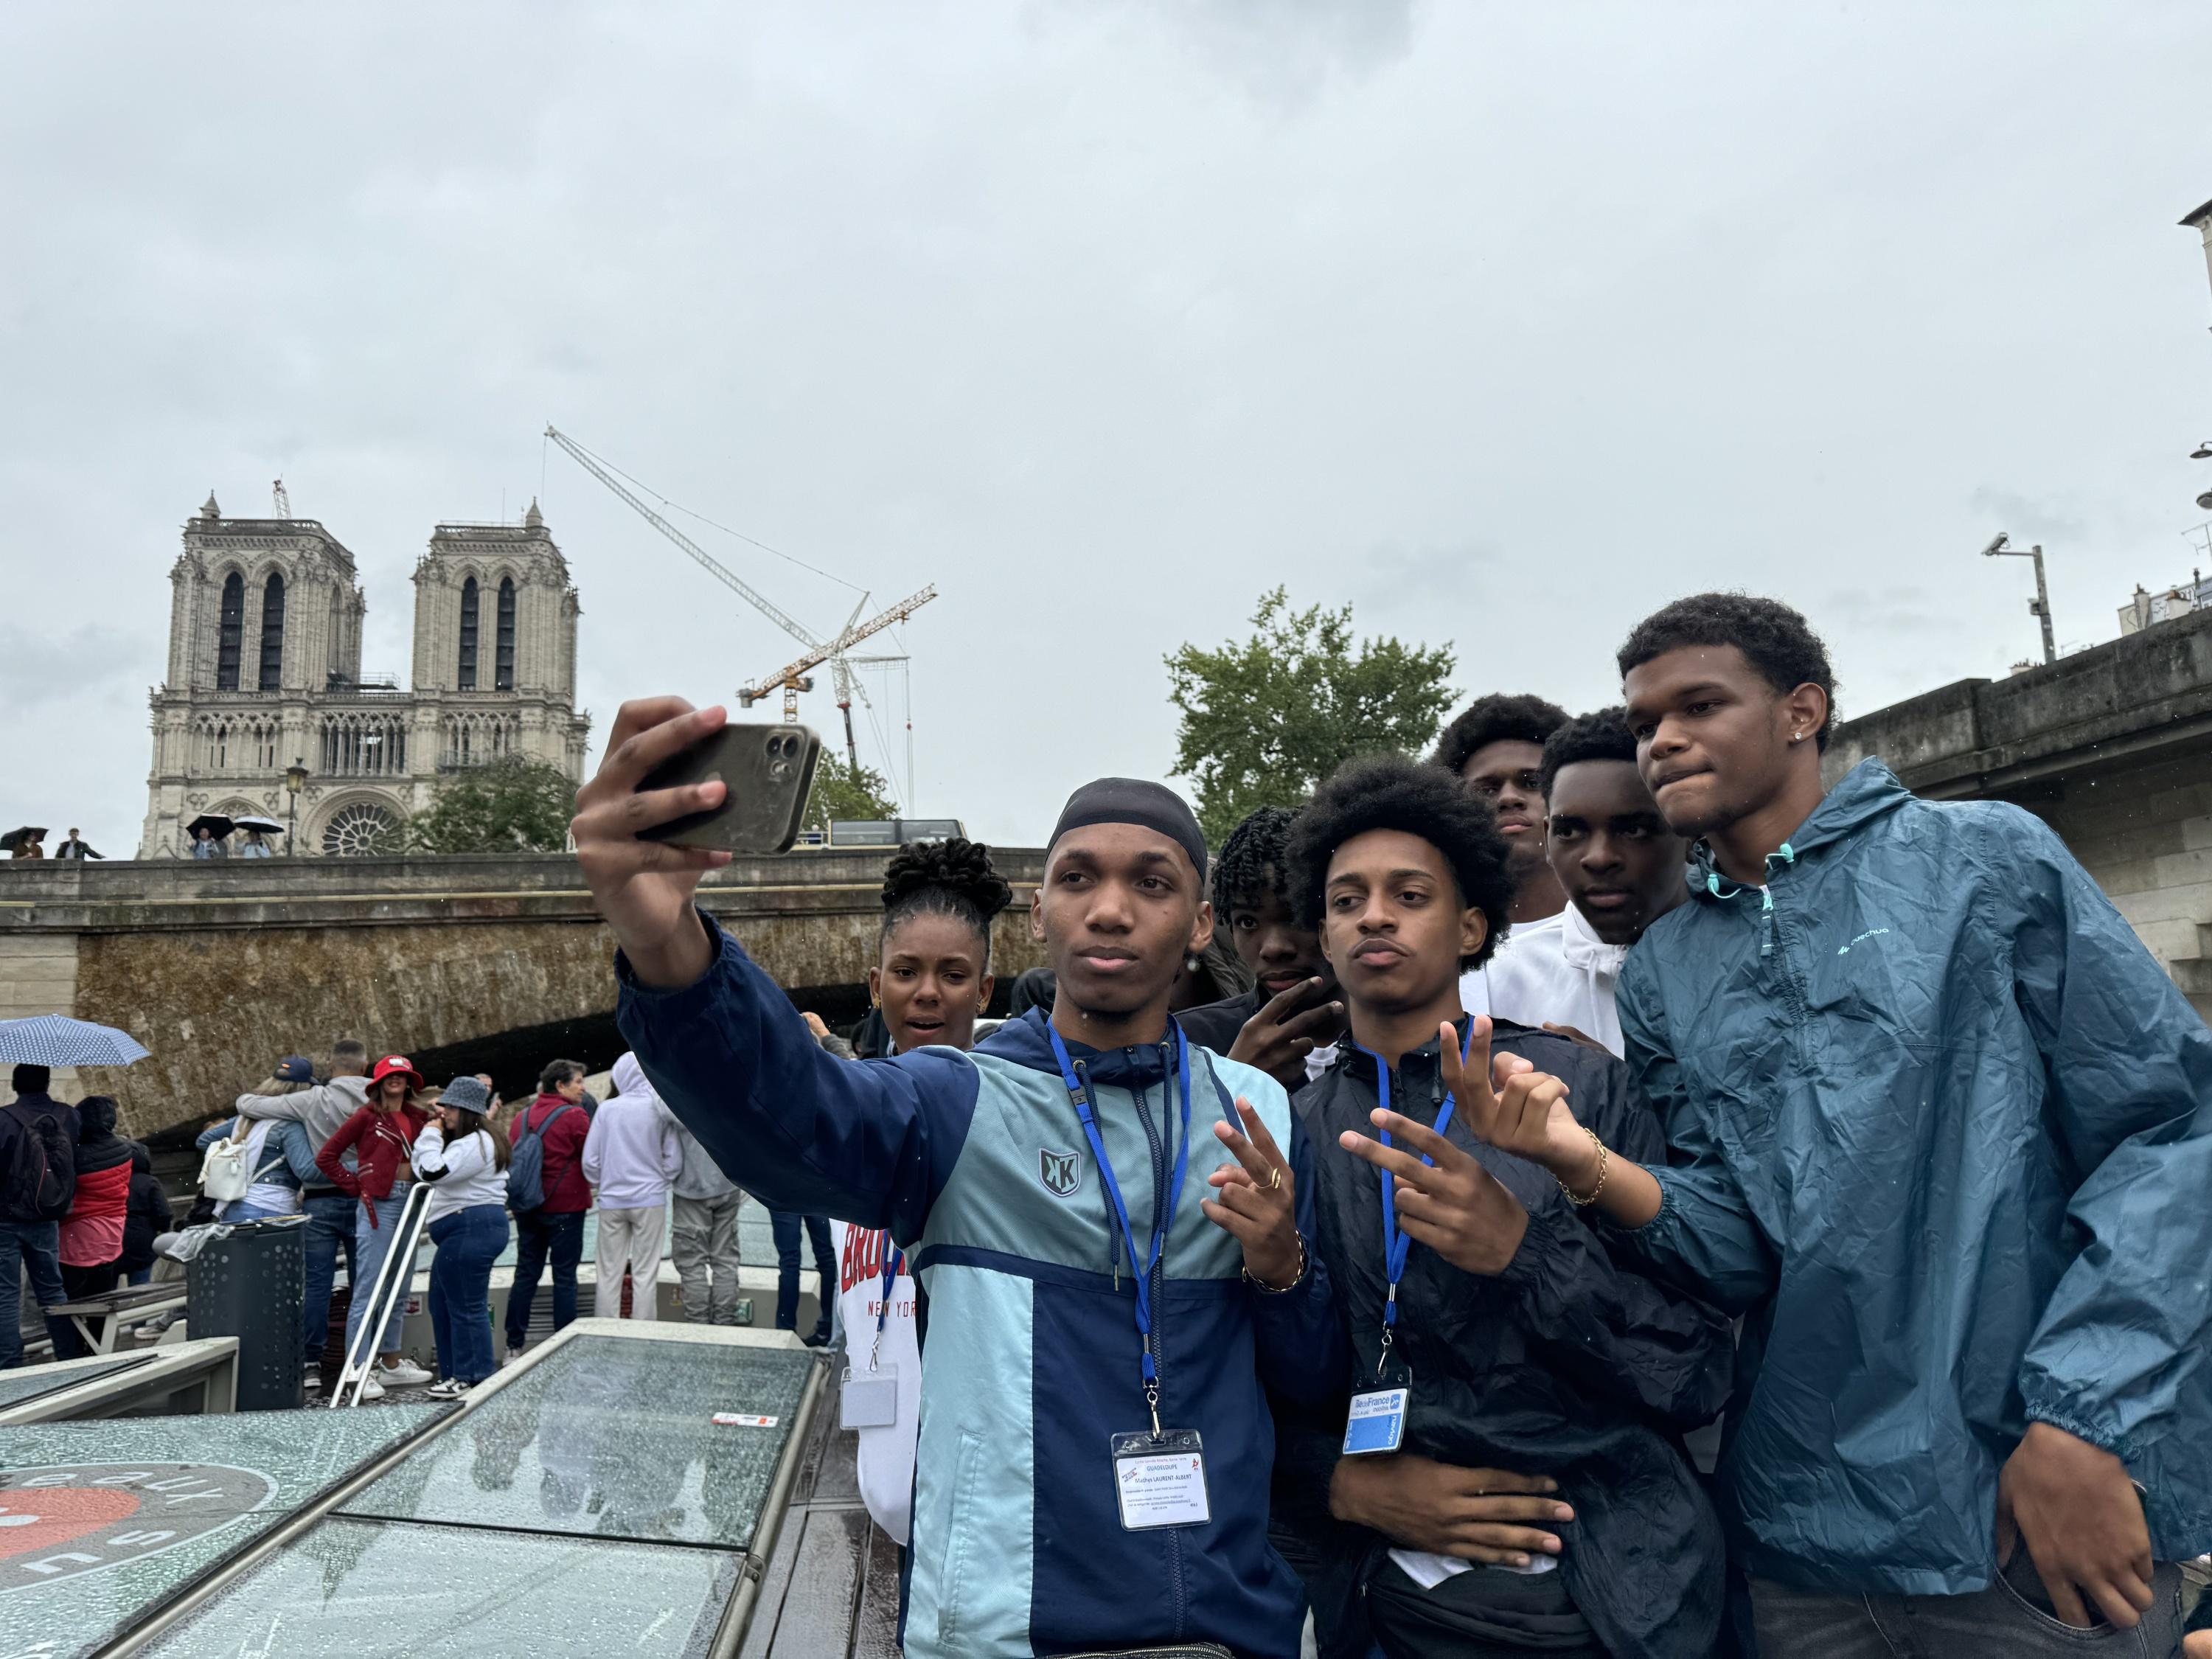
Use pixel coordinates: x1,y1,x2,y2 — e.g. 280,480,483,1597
617,926,1345,1659
60,1098,134,1267
236,1074,372,1175
582,1055,684,1210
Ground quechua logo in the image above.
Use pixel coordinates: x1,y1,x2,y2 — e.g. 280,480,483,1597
0,1463,276,1592
1038,1148,1082,1198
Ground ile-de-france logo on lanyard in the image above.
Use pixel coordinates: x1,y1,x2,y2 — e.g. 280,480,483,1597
1046,1022,1211,1531
1343,1023,1478,1458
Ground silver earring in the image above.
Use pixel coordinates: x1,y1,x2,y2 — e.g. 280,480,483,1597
1186,955,1202,974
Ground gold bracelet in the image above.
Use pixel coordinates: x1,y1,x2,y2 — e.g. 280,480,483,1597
1556,1127,1607,1207
1245,1234,1309,1293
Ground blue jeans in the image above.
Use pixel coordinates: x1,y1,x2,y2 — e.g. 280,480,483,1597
504,1207,585,1351
300,1192,358,1365
1749,1558,2186,1658
0,1220,67,1369
771,1211,835,1338
347,1192,413,1361
427,1205,508,1384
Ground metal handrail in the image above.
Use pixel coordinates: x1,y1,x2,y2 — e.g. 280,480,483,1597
330,1181,432,1408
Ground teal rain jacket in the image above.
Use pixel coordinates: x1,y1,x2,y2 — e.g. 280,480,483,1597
1617,759,2212,1594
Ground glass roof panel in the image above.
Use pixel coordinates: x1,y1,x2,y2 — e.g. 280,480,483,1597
342,1335,813,1551
138,1517,740,1659
0,1403,450,1659
0,1353,153,1413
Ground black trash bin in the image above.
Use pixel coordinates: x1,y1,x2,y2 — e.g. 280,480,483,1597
186,1217,306,1411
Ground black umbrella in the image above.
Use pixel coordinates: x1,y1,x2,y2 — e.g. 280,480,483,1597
184,813,234,841
1,826,46,853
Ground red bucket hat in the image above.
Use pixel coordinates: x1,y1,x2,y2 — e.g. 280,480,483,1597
370,1054,424,1092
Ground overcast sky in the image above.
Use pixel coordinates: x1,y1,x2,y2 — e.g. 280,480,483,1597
4,2,2210,855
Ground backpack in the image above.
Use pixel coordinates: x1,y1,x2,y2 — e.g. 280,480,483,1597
506,1101,578,1213
1,1102,77,1224
198,1123,286,1204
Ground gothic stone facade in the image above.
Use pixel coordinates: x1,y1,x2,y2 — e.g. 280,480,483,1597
140,494,590,857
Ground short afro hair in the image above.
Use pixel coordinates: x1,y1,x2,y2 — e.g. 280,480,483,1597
1538,706,1639,801
1211,805,1298,916
1617,593,1837,750
1430,692,1571,779
1287,755,1516,971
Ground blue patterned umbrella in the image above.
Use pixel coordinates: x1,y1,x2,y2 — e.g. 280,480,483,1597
0,1015,151,1068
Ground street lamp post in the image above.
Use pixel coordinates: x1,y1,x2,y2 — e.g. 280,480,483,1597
285,760,309,852
1979,533,2057,666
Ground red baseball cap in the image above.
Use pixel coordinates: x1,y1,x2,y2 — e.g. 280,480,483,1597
370,1054,423,1091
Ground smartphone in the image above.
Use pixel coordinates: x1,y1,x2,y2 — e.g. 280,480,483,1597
638,722,821,855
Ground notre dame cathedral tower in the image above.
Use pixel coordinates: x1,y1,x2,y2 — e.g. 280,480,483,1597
140,492,590,856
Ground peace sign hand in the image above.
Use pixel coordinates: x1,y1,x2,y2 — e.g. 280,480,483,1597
1337,1105,1531,1278
1201,1098,1304,1290
1445,1018,1591,1187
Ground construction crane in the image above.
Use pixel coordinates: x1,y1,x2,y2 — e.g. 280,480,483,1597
740,583,936,765
543,425,936,771
271,479,291,518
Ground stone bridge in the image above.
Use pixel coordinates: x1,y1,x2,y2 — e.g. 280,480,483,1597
0,849,1046,1139
1827,602,2212,1022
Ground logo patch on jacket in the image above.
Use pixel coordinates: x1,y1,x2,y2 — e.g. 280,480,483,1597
1037,1148,1082,1198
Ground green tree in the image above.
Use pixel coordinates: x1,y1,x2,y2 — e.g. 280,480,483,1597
804,757,900,835
1165,587,1458,844
406,757,578,854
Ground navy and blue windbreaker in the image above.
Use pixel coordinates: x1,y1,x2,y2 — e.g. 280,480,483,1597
617,925,1346,1658
1618,759,2212,1593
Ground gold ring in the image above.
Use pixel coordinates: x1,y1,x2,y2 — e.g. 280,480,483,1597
1267,1166,1282,1192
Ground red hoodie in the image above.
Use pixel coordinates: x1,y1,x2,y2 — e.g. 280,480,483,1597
517,1093,592,1213
317,1103,429,1218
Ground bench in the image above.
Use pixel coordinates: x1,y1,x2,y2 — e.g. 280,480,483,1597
44,1281,188,1355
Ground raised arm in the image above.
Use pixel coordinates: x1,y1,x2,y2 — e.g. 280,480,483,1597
236,1082,334,1125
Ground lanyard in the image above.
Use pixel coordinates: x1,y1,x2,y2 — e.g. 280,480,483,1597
866,1242,903,1371
1362,1020,1478,1374
1046,1023,1194,1433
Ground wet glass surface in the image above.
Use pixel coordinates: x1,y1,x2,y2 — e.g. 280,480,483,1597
0,1404,450,1659
342,1335,813,1551
136,1516,740,1659
0,1354,152,1413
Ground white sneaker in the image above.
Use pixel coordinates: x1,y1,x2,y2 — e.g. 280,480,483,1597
376,1358,434,1386
425,1378,471,1399
352,1371,386,1401
302,1373,323,1391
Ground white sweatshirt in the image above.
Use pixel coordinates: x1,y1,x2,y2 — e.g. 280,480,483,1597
409,1125,508,1221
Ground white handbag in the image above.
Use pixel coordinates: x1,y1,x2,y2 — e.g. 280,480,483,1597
199,1128,282,1203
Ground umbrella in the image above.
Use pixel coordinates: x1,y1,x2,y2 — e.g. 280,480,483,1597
233,815,285,836
184,813,234,841
1,826,46,854
0,1015,150,1068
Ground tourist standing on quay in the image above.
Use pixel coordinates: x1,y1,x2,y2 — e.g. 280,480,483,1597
664,1102,743,1328
52,1097,133,1360
503,1058,594,1359
410,1075,510,1397
52,830,102,860
582,1053,681,1321
0,1065,74,1369
316,1054,433,1397
188,825,225,859
237,1043,374,1381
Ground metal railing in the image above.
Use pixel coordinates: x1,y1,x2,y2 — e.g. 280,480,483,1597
331,1181,432,1408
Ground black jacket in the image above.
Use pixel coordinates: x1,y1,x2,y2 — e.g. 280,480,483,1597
1296,1016,1733,1659
121,1144,172,1273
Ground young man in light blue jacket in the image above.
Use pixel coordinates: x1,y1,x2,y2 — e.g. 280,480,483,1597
574,698,1343,1659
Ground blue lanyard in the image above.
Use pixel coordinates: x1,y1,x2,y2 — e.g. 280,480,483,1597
1046,1023,1194,1430
875,1246,902,1338
1360,1022,1478,1366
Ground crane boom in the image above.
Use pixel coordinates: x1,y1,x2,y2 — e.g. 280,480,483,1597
740,584,936,709
544,425,824,650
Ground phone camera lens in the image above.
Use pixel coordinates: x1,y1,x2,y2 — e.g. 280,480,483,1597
770,759,792,781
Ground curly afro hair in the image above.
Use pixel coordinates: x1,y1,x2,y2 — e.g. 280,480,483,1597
1537,706,1638,801
1430,692,1571,778
881,837,1013,963
1211,804,1298,916
1287,755,1516,971
1616,592,1837,749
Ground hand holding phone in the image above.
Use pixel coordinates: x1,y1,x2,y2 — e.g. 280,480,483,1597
571,698,739,989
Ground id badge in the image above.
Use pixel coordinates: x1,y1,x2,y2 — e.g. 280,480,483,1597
1343,1386,1408,1456
840,1363,899,1430
1109,1430,1210,1531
